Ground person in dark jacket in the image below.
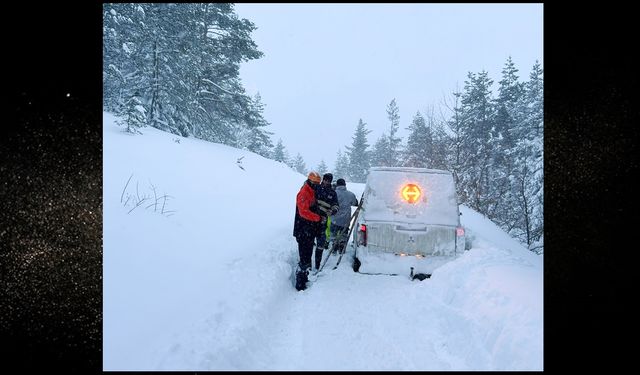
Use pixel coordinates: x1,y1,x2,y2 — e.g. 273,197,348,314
330,178,359,254
312,173,339,270
293,171,323,290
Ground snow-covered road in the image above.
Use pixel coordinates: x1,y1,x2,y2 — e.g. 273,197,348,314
103,112,543,371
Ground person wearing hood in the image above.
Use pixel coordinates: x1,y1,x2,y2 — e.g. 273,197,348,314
330,178,359,254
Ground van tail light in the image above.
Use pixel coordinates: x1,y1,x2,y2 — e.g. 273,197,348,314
456,227,465,237
357,224,367,246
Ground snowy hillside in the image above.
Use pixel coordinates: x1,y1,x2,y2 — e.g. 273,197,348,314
103,112,543,371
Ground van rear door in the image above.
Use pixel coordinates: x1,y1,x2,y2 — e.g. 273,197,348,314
360,168,460,256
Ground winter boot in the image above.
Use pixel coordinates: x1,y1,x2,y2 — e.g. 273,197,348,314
335,241,346,254
295,265,309,291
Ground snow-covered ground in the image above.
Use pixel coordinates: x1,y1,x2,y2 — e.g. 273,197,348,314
103,112,543,370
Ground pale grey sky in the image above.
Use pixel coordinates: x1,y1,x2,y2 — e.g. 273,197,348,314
235,3,543,171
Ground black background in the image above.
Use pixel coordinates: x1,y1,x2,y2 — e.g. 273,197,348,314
1,3,635,372
2,2,102,372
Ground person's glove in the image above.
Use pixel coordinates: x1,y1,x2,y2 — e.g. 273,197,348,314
330,205,339,215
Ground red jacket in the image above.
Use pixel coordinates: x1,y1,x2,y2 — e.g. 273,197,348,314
297,182,321,222
293,181,321,239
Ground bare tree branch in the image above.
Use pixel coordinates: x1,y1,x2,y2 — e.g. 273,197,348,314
128,197,148,214
121,173,133,203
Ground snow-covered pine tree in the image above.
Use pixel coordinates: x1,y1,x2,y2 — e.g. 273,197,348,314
442,88,465,194
428,111,449,171
510,61,543,250
385,99,402,167
403,111,432,168
495,57,524,148
487,57,525,223
272,139,289,164
370,134,389,167
523,61,544,140
458,70,494,214
102,4,268,148
333,149,350,182
241,93,274,158
293,153,307,175
103,4,149,116
122,92,146,133
345,119,371,183
317,160,328,176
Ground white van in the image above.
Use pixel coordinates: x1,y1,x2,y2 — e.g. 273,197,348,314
352,167,466,279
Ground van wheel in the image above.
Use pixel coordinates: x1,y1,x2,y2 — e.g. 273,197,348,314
352,257,361,272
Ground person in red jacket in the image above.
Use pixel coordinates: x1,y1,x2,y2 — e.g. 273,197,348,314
293,171,324,291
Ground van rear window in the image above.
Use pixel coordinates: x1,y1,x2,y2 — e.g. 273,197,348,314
364,170,459,226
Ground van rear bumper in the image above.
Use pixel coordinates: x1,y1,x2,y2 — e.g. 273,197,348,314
354,248,456,276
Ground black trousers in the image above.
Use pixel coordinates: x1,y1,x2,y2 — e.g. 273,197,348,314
296,235,315,271
315,246,324,270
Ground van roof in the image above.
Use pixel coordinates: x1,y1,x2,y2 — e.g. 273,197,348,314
369,167,452,175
